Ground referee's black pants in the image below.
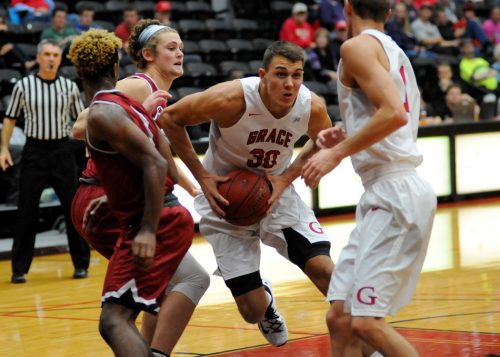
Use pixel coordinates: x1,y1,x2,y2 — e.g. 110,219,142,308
11,138,90,276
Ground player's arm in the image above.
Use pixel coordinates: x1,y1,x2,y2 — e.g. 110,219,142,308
302,37,408,188
158,80,244,216
1,83,23,170
88,104,167,268
156,126,179,184
281,93,333,185
265,93,333,213
326,38,408,161
72,108,89,140
116,78,150,104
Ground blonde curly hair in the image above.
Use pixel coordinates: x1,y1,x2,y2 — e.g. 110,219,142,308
68,29,122,77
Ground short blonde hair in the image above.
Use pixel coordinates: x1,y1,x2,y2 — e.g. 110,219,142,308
68,29,122,77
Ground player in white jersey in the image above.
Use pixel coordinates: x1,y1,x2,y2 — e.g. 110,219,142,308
159,41,337,347
302,0,436,356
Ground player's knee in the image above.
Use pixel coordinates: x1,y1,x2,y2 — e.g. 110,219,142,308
351,317,381,340
307,257,334,280
99,308,122,341
196,269,211,295
174,269,211,305
226,271,266,323
326,304,350,335
326,306,337,333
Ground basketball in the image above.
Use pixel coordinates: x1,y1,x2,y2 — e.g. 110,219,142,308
217,169,272,226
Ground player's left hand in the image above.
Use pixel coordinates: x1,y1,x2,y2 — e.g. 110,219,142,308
143,90,171,118
302,148,341,189
83,195,109,234
316,126,346,149
264,171,288,215
132,230,156,270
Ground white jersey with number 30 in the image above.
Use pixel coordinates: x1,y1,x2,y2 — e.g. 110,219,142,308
202,76,311,177
337,29,422,182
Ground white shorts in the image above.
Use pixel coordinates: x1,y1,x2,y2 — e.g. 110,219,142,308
194,185,330,280
326,170,436,317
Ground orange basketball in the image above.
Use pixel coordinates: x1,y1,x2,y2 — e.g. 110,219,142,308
217,169,272,226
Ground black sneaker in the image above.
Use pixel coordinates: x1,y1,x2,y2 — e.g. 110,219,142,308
11,274,26,284
258,278,288,347
73,269,88,279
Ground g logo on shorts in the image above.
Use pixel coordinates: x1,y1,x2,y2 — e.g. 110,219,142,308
357,286,377,305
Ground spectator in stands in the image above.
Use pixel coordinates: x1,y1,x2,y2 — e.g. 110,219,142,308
385,3,435,59
307,27,338,88
493,44,500,83
438,0,458,22
8,0,52,25
483,7,500,45
428,62,457,116
115,6,140,54
419,88,443,125
459,38,498,93
0,39,90,284
441,83,480,121
401,0,419,22
73,6,98,34
318,0,344,32
0,13,36,72
413,0,437,9
41,6,76,51
279,2,315,49
461,2,490,51
436,7,465,46
411,4,460,55
154,1,172,26
331,20,347,63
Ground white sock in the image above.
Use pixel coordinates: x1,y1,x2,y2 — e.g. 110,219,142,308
369,352,383,357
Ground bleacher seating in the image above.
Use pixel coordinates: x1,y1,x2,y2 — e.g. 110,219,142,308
226,39,259,61
185,1,214,20
205,19,235,40
198,39,231,63
178,19,209,41
219,60,250,77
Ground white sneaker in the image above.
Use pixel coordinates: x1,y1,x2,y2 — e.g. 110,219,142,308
258,279,288,347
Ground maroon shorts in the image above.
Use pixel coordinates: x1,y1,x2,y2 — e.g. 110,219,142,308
71,184,119,259
102,205,194,313
72,184,194,313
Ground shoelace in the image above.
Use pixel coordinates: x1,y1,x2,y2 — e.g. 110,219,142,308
262,310,284,333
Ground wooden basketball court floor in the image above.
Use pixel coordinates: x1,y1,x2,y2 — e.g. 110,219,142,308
1,198,499,356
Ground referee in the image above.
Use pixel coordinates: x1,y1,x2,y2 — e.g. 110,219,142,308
0,39,90,284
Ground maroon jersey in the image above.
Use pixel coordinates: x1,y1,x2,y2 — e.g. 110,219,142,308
127,73,165,121
86,90,163,225
81,74,174,191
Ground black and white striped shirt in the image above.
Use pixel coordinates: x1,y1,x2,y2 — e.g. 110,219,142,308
5,74,84,140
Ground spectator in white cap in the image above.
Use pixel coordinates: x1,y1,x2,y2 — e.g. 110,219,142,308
279,2,315,49
154,1,172,26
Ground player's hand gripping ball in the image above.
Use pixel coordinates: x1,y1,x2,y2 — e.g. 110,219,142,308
217,169,272,226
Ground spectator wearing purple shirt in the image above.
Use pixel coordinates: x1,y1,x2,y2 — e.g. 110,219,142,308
319,0,344,32
483,7,500,45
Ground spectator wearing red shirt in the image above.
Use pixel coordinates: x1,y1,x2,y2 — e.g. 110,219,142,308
413,0,437,9
114,6,140,53
279,3,315,49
